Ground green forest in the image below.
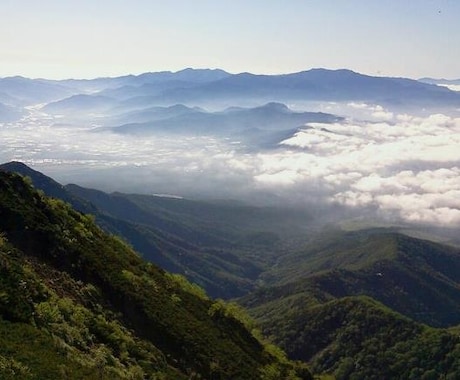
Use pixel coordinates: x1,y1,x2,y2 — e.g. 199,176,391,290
1,162,460,379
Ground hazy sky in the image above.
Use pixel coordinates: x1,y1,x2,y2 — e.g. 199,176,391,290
1,0,459,79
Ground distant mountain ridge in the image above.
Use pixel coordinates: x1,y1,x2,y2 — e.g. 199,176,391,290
419,77,460,85
2,68,459,110
102,102,341,137
0,76,75,106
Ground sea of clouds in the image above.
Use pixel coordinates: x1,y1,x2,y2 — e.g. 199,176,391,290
1,102,459,227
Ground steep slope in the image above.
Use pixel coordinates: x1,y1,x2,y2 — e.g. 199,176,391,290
0,163,262,297
3,165,460,378
66,184,268,297
0,161,96,214
0,170,309,379
0,161,315,298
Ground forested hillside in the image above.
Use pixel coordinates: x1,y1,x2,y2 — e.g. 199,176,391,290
255,229,460,326
241,231,460,379
0,161,313,299
0,170,309,379
3,162,460,379
255,296,460,379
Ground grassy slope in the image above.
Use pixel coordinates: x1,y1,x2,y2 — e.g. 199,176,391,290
0,171,309,379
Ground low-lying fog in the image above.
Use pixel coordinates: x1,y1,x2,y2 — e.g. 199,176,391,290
1,101,459,228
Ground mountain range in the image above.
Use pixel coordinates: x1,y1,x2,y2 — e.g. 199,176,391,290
1,68,459,112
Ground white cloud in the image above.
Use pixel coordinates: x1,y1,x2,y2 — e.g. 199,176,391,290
371,110,394,120
256,112,460,226
345,102,395,121
1,105,460,227
438,84,460,92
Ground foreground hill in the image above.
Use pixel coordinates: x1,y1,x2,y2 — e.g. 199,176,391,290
0,170,309,379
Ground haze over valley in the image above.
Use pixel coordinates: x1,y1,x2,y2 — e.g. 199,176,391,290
1,69,459,231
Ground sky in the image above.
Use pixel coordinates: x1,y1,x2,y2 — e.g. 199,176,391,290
1,0,460,80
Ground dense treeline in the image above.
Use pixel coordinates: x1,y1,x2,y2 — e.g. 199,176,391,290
244,287,460,378
241,231,460,379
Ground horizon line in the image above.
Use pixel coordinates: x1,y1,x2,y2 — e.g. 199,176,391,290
0,66,442,82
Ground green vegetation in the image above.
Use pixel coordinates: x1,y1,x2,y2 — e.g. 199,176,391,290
254,229,460,327
66,185,312,298
249,296,460,379
0,161,313,299
0,171,311,379
3,162,460,378
241,230,460,378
